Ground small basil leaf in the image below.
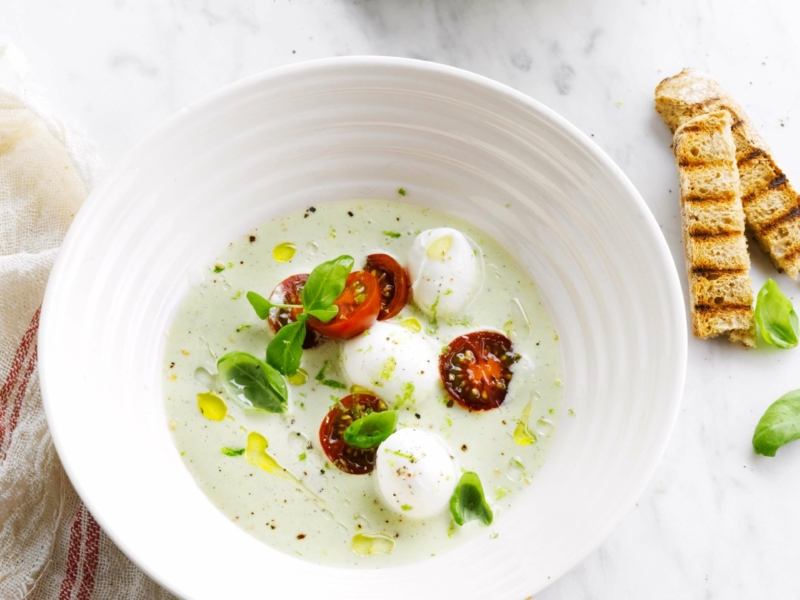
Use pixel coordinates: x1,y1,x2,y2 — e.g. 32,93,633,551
247,291,301,319
217,351,287,413
221,447,245,456
307,305,339,323
302,255,354,312
755,279,799,349
753,389,800,457
315,361,329,381
450,472,493,526
247,291,274,320
266,320,306,376
343,410,398,449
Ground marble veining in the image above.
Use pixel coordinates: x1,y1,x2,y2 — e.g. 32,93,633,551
4,0,800,596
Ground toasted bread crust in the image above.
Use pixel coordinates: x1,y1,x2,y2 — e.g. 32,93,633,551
674,111,756,346
656,69,800,279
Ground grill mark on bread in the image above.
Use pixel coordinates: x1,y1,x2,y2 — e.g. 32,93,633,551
691,267,747,277
741,191,757,206
689,230,742,240
759,203,800,236
737,148,764,166
679,124,703,133
694,303,753,312
731,119,744,129
769,173,788,189
677,159,732,169
741,188,764,207
682,194,736,204
741,176,790,208
782,245,800,264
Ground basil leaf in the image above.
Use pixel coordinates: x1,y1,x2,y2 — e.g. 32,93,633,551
755,279,799,349
217,351,287,413
247,291,302,320
266,320,306,376
343,410,398,449
302,255,354,312
450,472,493,526
247,291,274,320
307,305,339,323
753,389,800,457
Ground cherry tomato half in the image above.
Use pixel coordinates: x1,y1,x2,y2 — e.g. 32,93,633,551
267,274,321,349
439,331,519,411
308,271,381,339
364,253,411,320
319,394,389,474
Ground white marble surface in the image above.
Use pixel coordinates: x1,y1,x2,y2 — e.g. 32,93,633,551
5,0,800,597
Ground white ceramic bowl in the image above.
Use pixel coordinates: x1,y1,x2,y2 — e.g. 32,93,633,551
40,57,686,599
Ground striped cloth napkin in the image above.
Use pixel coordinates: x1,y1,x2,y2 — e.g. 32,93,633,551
0,38,173,600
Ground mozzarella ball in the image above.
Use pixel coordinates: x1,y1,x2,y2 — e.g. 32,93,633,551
407,228,481,318
342,322,439,404
376,428,458,519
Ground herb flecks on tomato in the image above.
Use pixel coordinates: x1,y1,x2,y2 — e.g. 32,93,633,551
319,394,388,474
309,271,381,339
440,331,518,411
364,254,410,320
267,274,321,349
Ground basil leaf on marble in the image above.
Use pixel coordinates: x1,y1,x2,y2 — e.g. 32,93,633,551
753,389,800,457
217,351,287,413
755,279,798,349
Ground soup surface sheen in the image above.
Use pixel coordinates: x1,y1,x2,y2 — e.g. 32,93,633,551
163,199,563,567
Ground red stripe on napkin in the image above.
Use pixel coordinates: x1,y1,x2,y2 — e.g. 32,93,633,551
77,509,101,600
0,308,40,427
59,503,85,600
1,347,38,459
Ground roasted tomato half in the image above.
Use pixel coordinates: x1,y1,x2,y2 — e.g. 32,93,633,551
319,394,388,474
364,253,411,320
308,271,381,339
439,331,519,411
267,274,321,349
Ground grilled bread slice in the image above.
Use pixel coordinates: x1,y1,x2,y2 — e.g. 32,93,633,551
674,110,756,346
656,69,800,279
